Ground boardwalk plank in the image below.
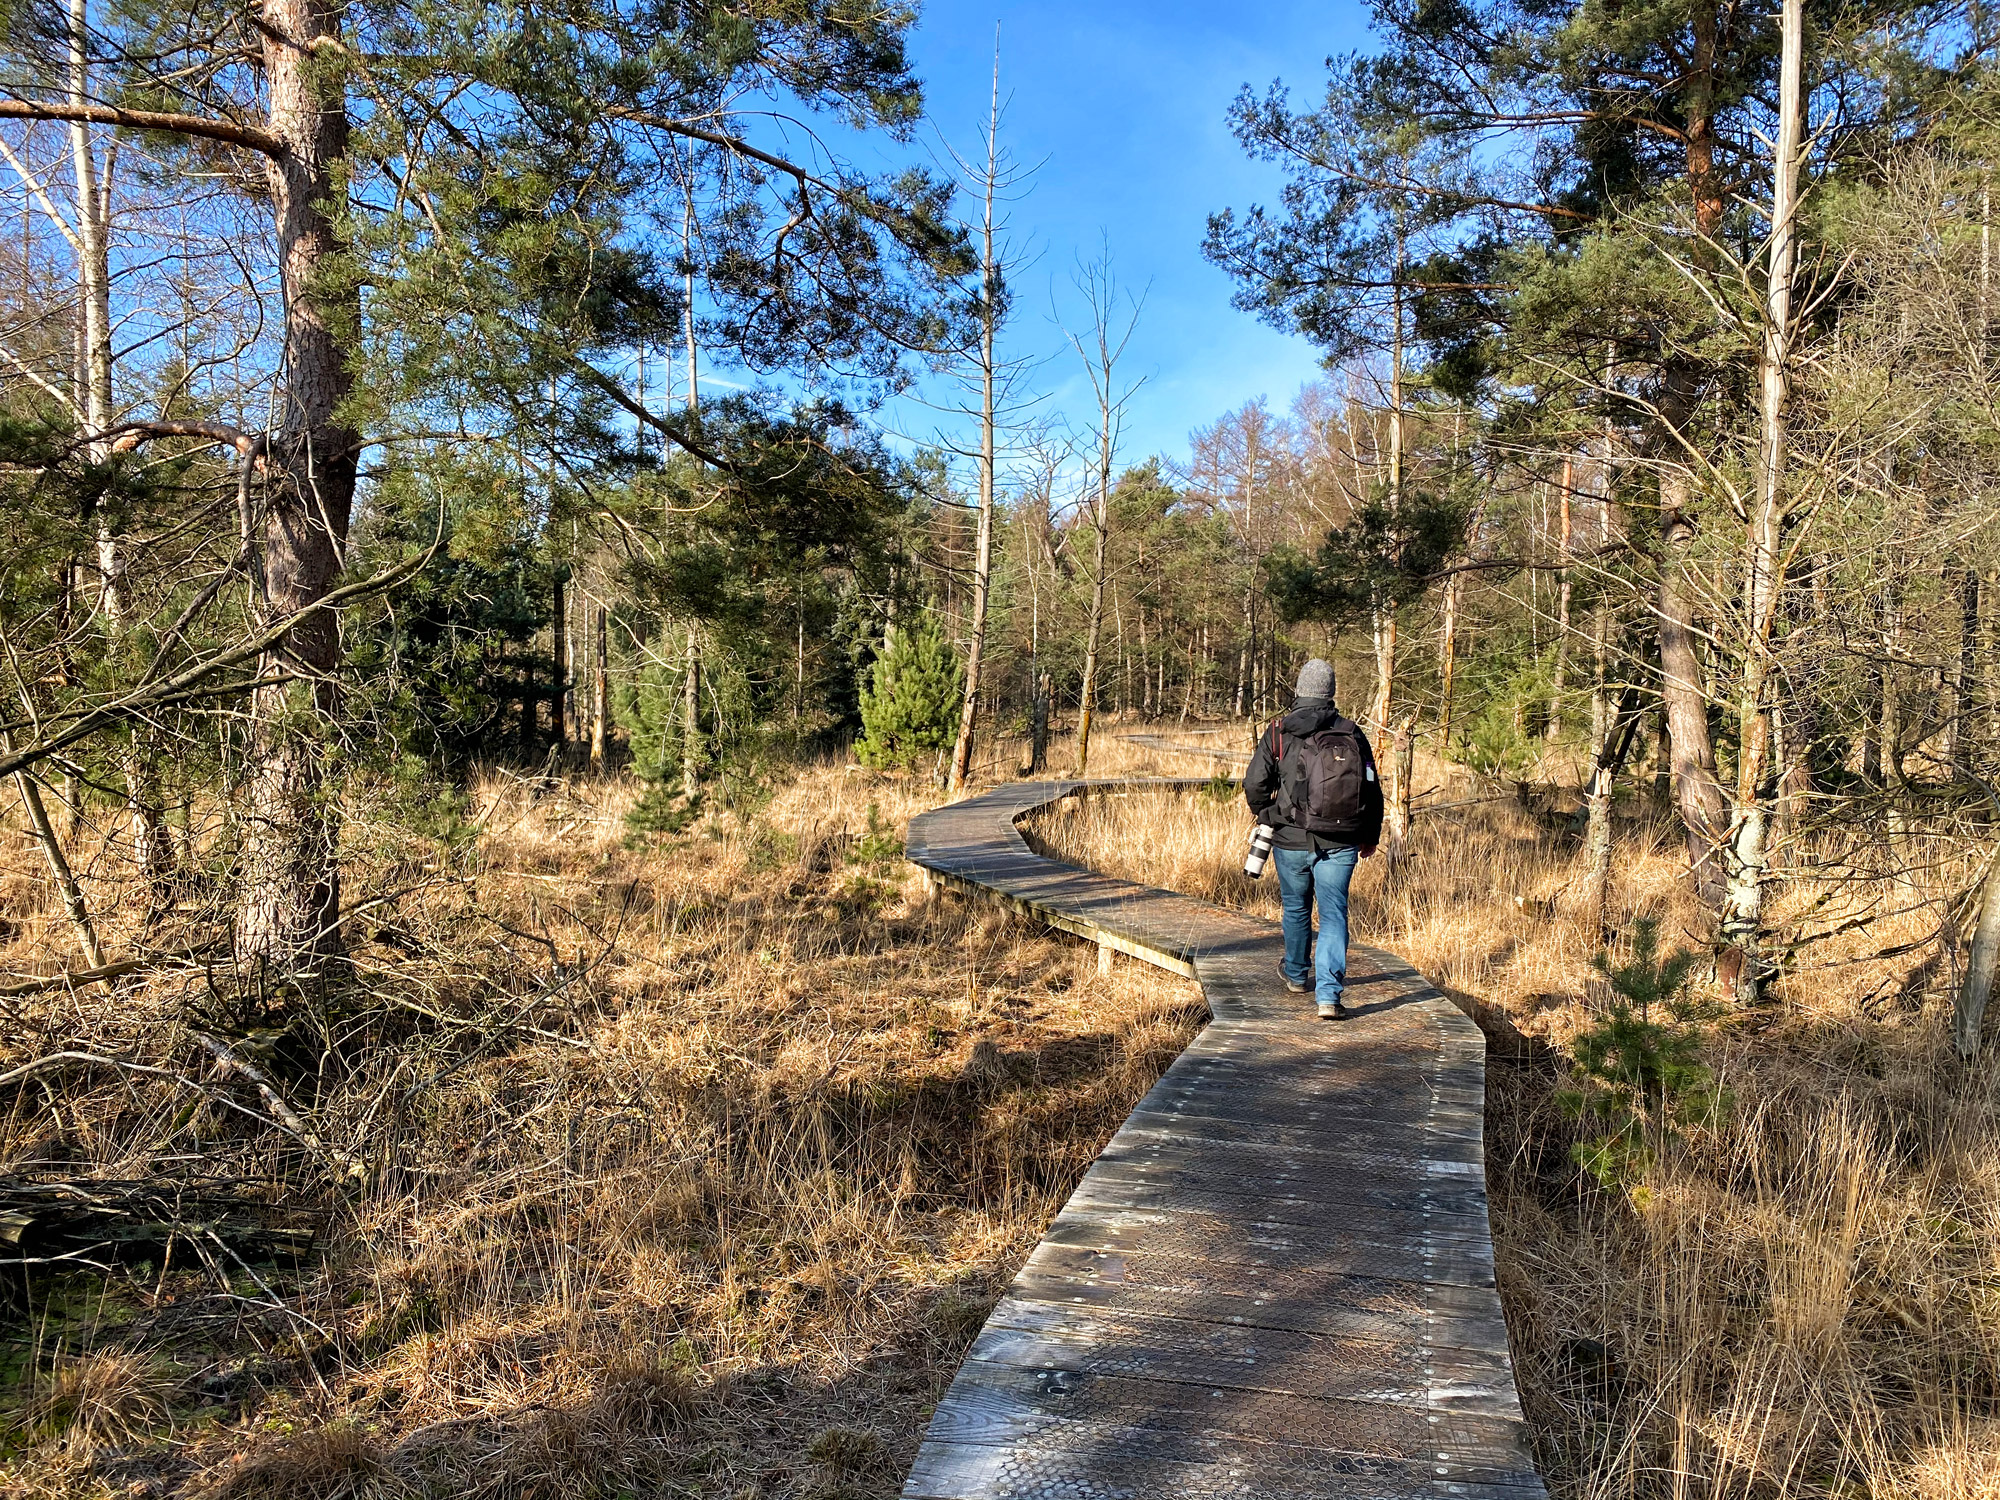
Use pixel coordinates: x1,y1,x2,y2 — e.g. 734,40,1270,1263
925,1363,1538,1481
1035,1210,1499,1288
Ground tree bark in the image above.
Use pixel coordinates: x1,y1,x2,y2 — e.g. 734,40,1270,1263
1983,568,1999,749
1951,568,1979,775
235,0,361,969
1386,712,1415,872
1065,255,1133,774
1880,582,1904,789
1658,476,1730,907
1583,600,1616,946
13,764,104,971
1687,2,1725,241
1137,604,1153,718
590,604,608,770
552,571,567,748
947,59,1002,796
1370,605,1398,740
681,631,701,799
1115,587,1128,717
1076,504,1109,772
1374,227,1409,857
1439,572,1461,754
66,0,174,903
1027,673,1050,775
1650,705,1673,813
1168,628,1184,728
1861,656,1884,784
1958,850,2000,1057
1548,455,1574,738
1715,0,1804,1002
1644,0,1731,912
1235,591,1252,717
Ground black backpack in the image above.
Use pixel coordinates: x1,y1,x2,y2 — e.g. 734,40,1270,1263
1271,718,1371,833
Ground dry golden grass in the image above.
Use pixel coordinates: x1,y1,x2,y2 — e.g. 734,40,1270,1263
1029,747,2000,1500
983,723,1258,784
0,749,1205,1499
16,716,1996,1500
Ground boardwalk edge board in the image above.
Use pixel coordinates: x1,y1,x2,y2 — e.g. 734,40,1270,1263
901,779,1546,1500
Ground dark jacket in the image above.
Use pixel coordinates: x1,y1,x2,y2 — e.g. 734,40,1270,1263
1243,701,1385,851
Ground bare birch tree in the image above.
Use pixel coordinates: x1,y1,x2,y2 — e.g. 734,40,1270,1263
945,39,1036,795
1064,253,1144,777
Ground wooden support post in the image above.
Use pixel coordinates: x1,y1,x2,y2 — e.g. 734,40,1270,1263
1098,941,1114,976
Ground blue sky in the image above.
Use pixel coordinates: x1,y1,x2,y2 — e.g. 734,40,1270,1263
874,0,1377,473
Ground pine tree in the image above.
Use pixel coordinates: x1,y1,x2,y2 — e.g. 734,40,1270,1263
855,616,964,771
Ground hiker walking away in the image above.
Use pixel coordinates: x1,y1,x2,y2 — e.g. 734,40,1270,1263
1243,659,1383,1019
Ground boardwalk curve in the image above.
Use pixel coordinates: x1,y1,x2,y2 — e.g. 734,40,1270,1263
903,780,1546,1500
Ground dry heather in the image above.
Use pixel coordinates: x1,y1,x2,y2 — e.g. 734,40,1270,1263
1030,750,2000,1500
0,749,1206,1499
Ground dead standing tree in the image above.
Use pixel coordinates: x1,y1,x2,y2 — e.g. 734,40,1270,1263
1065,252,1143,777
944,38,1038,795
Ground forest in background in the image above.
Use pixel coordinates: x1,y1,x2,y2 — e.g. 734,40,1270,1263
9,0,2000,1010
10,0,2000,1494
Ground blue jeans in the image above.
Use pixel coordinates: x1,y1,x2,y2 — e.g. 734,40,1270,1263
1274,845,1359,1005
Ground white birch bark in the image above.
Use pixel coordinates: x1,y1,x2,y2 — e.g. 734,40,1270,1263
1717,0,1805,1000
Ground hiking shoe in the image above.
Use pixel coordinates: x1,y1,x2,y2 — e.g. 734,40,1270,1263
1316,999,1349,1021
1277,964,1309,994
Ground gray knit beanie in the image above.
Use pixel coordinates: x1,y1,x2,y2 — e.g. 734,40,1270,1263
1294,658,1335,703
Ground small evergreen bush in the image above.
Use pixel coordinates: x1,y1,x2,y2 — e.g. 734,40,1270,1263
1561,918,1724,1190
1201,770,1239,802
623,783,702,843
615,656,690,787
853,615,963,771
848,803,904,868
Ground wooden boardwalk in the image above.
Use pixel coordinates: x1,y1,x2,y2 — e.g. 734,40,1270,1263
903,780,1545,1500
1115,729,1254,767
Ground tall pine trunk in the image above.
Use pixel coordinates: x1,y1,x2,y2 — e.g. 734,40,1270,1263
681,631,701,799
552,572,568,749
1641,0,1732,920
1547,456,1573,738
1583,600,1616,945
1658,476,1730,907
1138,605,1153,718
236,0,360,968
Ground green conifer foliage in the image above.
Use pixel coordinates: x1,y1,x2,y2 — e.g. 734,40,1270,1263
854,616,963,771
1562,919,1723,1190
